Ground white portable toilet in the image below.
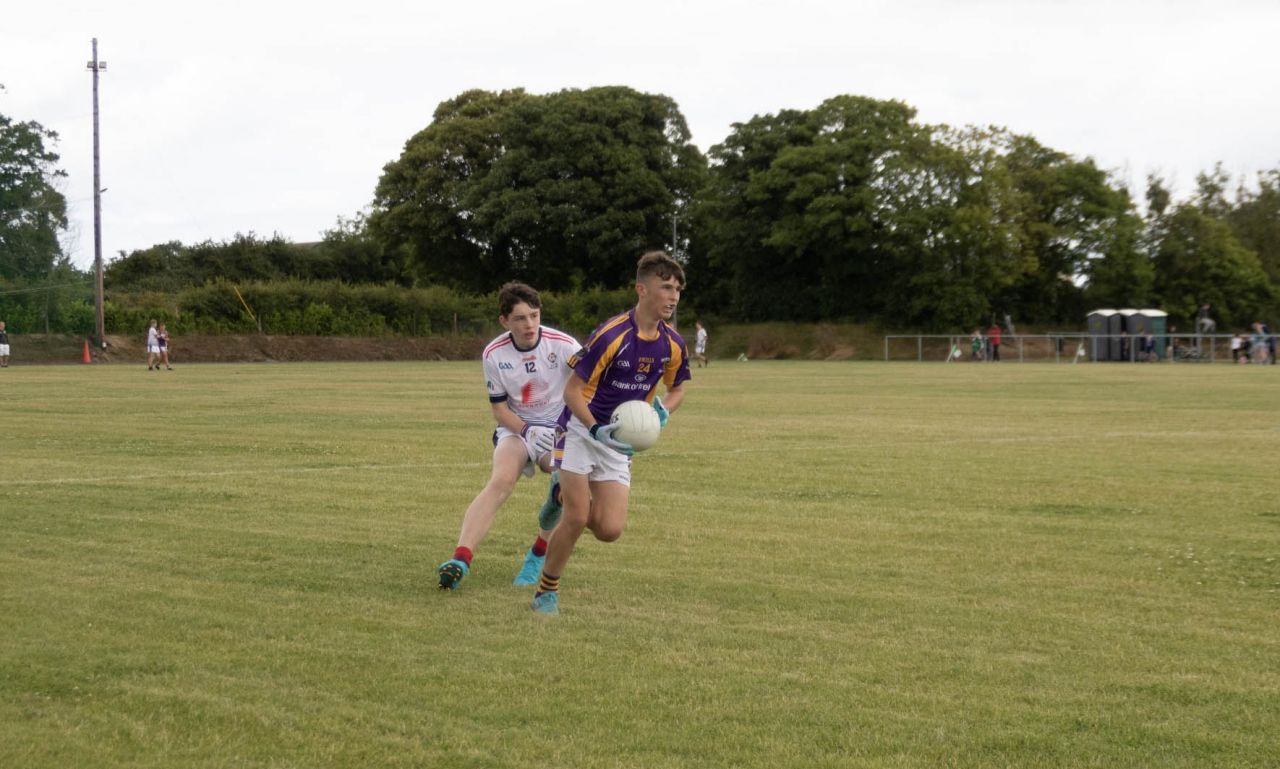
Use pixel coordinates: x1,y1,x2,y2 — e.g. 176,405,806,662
1129,309,1169,360
1111,309,1138,361
1087,309,1116,361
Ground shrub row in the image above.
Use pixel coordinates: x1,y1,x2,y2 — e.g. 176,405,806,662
102,280,637,340
0,289,96,336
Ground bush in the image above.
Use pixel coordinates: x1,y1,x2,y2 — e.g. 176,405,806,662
541,286,635,338
103,280,640,339
0,276,95,334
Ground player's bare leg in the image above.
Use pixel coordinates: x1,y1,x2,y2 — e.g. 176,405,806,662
513,453,563,585
438,438,526,590
532,474,629,613
584,479,629,542
456,439,528,549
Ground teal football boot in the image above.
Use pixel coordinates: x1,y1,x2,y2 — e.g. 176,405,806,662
437,558,469,591
538,471,563,531
530,591,560,615
512,548,545,586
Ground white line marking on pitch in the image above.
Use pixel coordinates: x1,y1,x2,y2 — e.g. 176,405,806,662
12,427,1274,486
9,462,469,487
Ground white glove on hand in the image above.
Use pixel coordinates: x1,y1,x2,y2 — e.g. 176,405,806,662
529,426,556,457
522,424,556,458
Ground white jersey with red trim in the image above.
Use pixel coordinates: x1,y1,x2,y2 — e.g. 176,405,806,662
481,326,580,427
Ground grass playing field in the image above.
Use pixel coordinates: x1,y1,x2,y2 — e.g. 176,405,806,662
1,361,1277,768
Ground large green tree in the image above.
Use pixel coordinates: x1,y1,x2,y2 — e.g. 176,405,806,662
1151,201,1274,328
986,133,1140,324
371,87,705,292
1,109,68,280
870,126,1033,329
692,98,1141,329
693,95,924,321
1226,168,1280,290
370,89,528,292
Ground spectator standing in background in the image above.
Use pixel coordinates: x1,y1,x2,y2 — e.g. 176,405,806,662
694,321,708,368
146,320,161,371
157,323,174,370
987,322,1002,362
1250,323,1269,364
1196,304,1216,334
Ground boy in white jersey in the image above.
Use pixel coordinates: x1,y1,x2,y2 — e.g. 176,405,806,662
694,320,708,367
531,252,691,614
145,320,161,371
438,282,580,590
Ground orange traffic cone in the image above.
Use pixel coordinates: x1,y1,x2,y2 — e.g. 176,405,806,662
83,338,92,364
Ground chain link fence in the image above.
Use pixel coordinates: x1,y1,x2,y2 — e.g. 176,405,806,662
883,334,1275,363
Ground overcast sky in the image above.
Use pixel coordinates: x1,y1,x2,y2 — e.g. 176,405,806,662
4,0,1278,270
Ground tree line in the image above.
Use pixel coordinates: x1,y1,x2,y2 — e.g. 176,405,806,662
3,86,1278,334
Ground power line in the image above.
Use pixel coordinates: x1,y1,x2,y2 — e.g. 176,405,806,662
0,200,83,216
0,281,90,297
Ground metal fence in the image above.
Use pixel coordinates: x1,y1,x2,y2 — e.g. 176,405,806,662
883,334,1275,363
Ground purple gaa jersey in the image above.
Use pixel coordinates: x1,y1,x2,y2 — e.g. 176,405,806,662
561,309,691,427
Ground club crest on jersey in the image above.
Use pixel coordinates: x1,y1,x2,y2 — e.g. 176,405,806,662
499,361,515,370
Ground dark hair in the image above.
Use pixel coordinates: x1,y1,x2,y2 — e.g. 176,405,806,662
636,251,685,287
497,282,542,317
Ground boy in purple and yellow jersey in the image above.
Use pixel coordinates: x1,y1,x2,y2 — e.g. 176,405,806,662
531,251,691,615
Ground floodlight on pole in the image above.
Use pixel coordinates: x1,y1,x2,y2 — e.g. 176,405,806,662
86,38,107,351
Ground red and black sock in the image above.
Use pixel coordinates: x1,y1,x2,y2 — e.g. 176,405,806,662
531,536,549,558
452,546,473,567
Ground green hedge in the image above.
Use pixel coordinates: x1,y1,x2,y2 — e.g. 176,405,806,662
0,300,96,335
0,279,96,336
104,280,637,339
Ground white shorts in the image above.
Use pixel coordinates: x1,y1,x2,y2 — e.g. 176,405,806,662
0,344,9,356
558,417,631,486
695,343,706,355
494,424,554,478
147,344,161,354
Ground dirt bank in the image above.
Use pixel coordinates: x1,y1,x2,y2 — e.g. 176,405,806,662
7,333,487,365
9,322,887,366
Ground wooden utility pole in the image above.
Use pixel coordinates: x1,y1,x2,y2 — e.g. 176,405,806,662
87,38,107,350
